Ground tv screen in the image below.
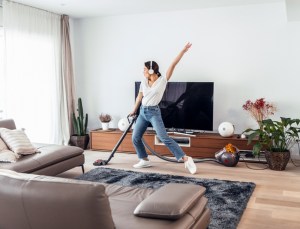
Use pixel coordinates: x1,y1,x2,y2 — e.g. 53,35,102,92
135,82,214,131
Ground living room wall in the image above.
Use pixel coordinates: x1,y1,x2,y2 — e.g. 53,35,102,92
72,2,300,140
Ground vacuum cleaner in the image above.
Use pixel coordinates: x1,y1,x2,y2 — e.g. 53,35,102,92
93,115,240,167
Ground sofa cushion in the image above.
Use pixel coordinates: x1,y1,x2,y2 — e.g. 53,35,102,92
134,183,206,219
0,169,115,229
0,128,38,155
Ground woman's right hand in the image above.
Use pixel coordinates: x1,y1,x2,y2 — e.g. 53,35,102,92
128,111,136,117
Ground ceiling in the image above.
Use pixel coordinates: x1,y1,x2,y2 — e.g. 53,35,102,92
2,0,283,18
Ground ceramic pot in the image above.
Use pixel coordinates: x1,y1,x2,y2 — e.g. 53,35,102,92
101,122,109,130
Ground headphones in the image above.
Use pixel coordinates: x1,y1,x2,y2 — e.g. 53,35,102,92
148,61,154,74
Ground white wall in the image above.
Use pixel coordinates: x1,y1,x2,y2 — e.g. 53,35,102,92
73,2,300,138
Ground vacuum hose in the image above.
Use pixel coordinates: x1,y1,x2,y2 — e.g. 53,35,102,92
141,138,222,164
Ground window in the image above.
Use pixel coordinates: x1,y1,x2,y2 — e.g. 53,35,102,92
1,3,69,144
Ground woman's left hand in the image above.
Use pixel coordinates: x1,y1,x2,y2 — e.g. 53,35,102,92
183,42,192,53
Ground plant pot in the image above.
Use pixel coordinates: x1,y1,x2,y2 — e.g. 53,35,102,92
69,134,90,150
264,150,290,171
101,122,109,130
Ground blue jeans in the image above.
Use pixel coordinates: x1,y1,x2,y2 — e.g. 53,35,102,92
132,105,186,161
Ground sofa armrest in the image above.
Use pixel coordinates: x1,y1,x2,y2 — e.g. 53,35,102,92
0,169,115,229
0,119,16,130
134,183,206,220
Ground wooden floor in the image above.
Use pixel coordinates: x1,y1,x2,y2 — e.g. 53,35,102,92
58,150,300,229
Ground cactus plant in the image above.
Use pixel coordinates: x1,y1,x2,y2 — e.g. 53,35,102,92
72,98,88,136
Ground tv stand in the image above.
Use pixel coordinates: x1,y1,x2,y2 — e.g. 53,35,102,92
90,130,255,158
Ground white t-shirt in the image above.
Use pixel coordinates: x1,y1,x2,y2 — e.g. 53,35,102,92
140,76,168,106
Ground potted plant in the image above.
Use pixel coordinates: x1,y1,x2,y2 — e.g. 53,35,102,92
243,117,300,170
69,98,89,149
99,113,112,130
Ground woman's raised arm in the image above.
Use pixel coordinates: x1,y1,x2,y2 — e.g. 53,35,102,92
166,42,192,81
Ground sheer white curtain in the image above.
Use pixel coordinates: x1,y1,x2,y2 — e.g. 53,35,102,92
3,0,70,144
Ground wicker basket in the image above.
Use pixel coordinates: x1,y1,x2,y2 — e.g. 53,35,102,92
264,150,290,171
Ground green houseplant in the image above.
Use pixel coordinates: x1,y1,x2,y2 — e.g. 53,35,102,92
69,98,89,149
243,117,300,170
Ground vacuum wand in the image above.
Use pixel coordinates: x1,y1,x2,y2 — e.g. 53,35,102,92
93,115,137,166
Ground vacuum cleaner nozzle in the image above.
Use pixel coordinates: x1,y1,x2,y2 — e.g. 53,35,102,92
93,159,108,166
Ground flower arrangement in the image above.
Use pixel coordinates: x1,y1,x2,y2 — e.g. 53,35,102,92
99,113,112,123
242,98,276,125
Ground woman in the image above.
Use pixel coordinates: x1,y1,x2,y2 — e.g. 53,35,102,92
130,42,197,174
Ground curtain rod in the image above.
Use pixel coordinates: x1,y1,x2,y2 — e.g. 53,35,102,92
1,0,62,16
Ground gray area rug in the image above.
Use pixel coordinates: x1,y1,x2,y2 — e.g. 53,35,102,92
76,167,255,229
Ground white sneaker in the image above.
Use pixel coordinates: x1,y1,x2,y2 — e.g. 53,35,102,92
133,159,151,169
184,156,197,174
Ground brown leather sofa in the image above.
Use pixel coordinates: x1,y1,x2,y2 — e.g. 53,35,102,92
0,119,84,175
0,169,211,229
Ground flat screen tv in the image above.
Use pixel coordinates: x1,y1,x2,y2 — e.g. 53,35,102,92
135,81,214,131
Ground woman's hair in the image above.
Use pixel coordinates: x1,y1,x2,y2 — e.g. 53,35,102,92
145,61,161,77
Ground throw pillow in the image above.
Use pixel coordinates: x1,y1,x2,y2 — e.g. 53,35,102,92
0,137,8,151
1,137,19,163
0,128,38,155
0,149,19,163
134,183,206,219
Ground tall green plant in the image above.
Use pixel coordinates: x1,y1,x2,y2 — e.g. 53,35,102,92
72,98,88,136
243,117,300,156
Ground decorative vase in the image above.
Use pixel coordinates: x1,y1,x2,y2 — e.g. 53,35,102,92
101,122,109,130
264,150,290,171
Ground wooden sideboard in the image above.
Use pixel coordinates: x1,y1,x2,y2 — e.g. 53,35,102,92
90,129,254,158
